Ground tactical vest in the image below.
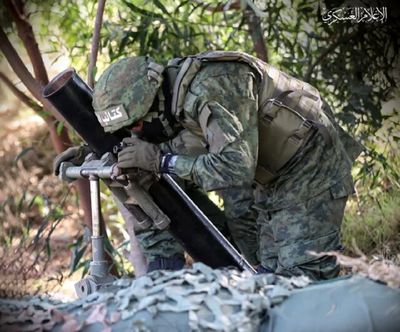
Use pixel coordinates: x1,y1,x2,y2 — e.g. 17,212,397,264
166,51,334,184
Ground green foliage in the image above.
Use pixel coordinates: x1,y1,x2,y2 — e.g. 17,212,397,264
0,185,71,296
100,0,251,63
343,190,400,259
68,231,91,278
0,189,63,248
354,108,400,201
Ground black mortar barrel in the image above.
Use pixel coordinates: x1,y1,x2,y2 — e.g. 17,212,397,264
42,68,122,156
150,175,253,271
43,69,253,272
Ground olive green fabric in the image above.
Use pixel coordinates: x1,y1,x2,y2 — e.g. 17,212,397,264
92,56,164,133
264,275,400,332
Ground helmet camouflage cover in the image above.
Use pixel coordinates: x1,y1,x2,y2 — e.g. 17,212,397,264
93,56,164,133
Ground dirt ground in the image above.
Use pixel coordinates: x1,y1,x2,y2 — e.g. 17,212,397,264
0,110,85,299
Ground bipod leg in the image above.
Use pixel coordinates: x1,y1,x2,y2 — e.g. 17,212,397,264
74,176,115,298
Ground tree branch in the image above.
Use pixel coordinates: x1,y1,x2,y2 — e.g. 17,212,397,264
0,25,73,153
88,0,106,88
192,0,241,13
244,9,268,62
0,26,60,118
0,71,42,112
192,1,268,62
5,0,49,85
304,29,360,82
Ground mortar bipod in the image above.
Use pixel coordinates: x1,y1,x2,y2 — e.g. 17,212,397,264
58,151,169,297
74,174,116,298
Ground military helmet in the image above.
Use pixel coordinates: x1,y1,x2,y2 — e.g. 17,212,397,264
92,56,164,133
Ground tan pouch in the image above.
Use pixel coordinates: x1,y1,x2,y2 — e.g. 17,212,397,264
256,91,317,185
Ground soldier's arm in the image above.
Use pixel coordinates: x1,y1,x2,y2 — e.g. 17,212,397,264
169,66,259,191
159,129,207,156
172,101,256,191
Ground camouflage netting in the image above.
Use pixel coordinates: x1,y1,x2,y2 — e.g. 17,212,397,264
0,263,399,332
0,263,310,331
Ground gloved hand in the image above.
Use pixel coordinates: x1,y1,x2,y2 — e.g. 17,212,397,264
53,145,92,176
117,137,162,173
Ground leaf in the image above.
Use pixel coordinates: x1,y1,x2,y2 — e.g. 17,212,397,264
153,0,171,17
28,195,38,209
34,219,49,245
46,238,52,258
123,0,163,19
14,147,34,165
70,237,89,273
17,191,27,214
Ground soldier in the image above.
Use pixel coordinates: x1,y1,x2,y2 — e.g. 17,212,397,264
55,51,362,280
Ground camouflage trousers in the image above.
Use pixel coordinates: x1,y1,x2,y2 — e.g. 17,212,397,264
134,183,231,265
256,183,348,280
134,182,347,280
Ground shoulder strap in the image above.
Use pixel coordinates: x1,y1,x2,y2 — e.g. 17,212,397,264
196,50,264,77
170,57,202,120
170,51,265,120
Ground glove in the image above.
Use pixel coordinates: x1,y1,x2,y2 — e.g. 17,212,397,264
53,145,92,176
117,137,162,173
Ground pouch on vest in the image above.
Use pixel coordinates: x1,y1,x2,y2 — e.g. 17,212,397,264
255,91,319,185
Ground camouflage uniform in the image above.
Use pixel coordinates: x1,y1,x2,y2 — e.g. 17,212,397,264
92,52,361,279
136,52,361,279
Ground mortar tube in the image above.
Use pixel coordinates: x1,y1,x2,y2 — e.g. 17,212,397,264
42,68,126,156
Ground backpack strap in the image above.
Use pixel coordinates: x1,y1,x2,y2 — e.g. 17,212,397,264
170,57,201,120
170,51,265,120
196,50,264,77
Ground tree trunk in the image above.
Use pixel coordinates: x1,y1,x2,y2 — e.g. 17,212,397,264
87,0,106,88
193,1,269,62
0,12,92,226
5,0,49,86
244,9,268,62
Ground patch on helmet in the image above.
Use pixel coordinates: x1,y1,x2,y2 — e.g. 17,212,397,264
95,104,129,127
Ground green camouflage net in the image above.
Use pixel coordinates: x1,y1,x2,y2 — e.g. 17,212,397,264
0,263,311,331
